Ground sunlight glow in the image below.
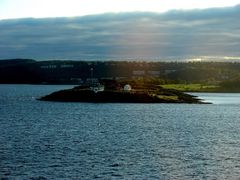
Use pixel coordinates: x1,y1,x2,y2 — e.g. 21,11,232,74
0,0,239,19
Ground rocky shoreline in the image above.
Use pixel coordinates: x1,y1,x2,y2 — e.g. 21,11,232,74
38,86,207,104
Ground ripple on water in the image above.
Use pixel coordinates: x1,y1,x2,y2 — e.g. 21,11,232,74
1,85,240,179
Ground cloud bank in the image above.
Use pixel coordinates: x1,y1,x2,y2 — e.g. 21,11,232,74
0,5,240,60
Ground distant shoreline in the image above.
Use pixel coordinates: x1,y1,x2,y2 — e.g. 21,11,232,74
2,83,240,93
1,59,240,93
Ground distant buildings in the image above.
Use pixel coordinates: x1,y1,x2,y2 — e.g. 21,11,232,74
60,64,74,68
40,64,74,69
132,70,161,77
133,70,145,76
148,71,160,76
40,65,57,69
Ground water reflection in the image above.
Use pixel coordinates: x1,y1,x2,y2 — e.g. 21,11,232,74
192,93,240,104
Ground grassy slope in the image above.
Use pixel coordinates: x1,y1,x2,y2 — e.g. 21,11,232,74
161,84,219,92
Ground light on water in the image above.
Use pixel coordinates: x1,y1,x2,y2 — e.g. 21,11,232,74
192,93,240,105
1,85,240,179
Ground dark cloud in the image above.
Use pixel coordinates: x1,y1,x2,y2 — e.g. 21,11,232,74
0,5,240,60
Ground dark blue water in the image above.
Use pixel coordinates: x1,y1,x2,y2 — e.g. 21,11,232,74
1,85,240,179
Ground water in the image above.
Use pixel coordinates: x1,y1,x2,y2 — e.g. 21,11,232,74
0,85,240,179
193,92,240,105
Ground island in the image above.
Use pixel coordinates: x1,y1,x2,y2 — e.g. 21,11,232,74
38,80,206,103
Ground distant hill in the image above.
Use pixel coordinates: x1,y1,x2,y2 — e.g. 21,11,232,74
0,59,240,85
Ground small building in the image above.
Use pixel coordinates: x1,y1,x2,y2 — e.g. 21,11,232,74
165,69,176,74
132,70,145,76
90,84,105,93
124,84,132,91
86,78,99,86
60,64,74,68
148,70,160,76
40,65,57,69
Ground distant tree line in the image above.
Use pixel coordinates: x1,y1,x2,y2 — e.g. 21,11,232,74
0,59,240,87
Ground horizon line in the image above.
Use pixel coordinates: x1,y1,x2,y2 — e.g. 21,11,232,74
1,4,239,21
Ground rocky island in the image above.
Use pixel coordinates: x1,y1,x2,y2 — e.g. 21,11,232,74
39,79,206,103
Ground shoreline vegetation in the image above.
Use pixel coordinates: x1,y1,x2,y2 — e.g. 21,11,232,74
161,83,240,93
1,59,240,93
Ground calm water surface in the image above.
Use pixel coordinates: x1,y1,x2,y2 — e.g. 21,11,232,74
0,85,240,179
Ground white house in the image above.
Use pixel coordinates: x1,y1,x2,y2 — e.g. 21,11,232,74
124,84,132,91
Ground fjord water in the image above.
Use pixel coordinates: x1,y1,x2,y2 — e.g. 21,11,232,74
1,85,240,179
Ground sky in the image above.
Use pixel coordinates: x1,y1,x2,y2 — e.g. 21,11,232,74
0,1,240,61
0,0,240,20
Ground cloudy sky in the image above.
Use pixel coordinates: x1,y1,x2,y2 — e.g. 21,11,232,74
0,1,240,60
0,0,239,19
